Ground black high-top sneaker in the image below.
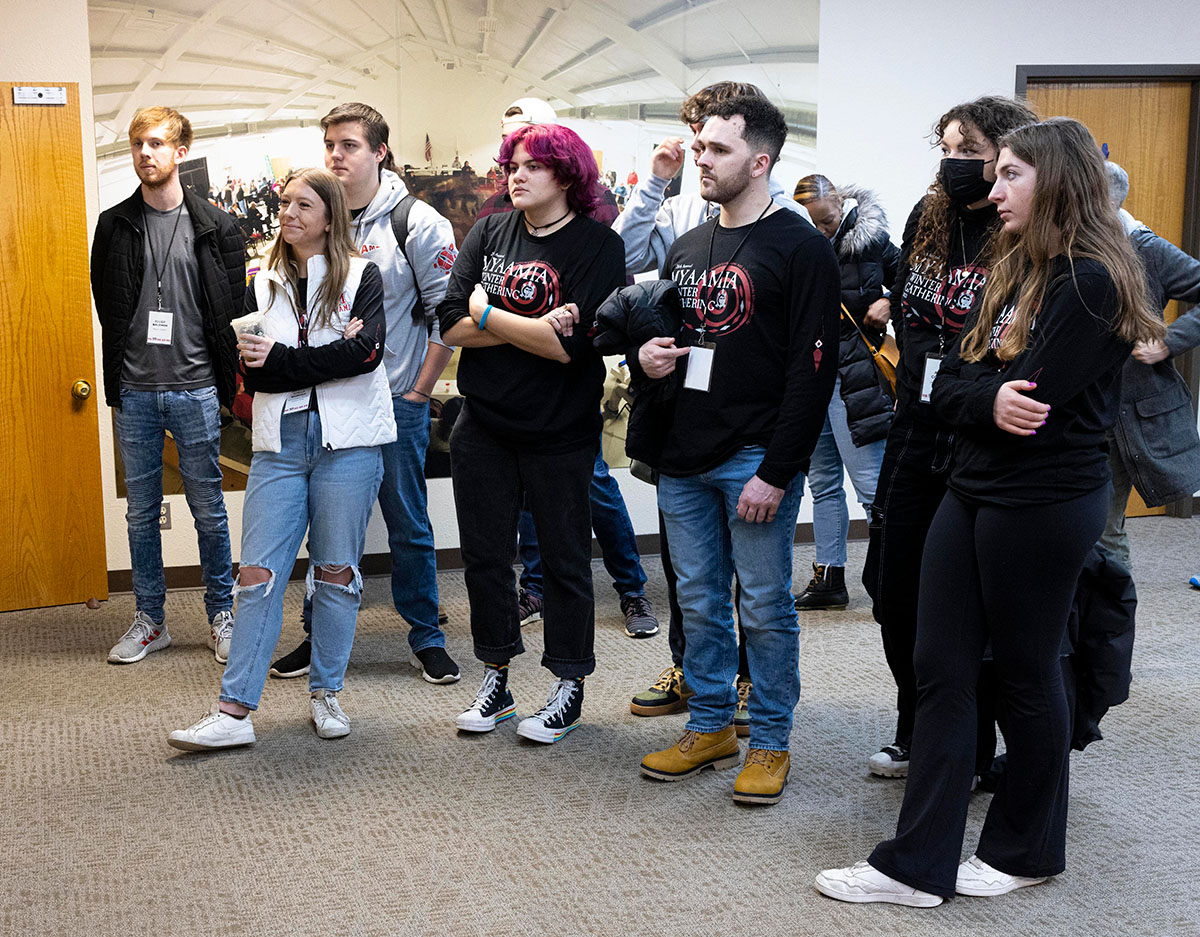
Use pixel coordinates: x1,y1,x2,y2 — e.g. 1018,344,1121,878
455,664,516,732
793,563,849,610
516,676,584,744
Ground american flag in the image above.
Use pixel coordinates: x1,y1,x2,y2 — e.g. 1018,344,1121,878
424,133,432,164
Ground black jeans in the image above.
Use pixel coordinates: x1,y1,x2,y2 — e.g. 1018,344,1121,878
450,405,596,679
862,413,954,748
869,486,1108,897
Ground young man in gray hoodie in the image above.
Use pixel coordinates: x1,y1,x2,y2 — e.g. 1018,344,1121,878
269,102,461,684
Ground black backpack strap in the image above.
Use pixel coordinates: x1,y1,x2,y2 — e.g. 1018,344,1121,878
389,193,428,329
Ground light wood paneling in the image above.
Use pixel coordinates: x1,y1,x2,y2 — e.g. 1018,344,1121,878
1027,79,1195,518
0,82,107,610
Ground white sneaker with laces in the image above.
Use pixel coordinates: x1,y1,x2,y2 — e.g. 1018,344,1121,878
815,860,943,907
956,855,1048,896
311,692,351,739
168,709,255,751
208,610,235,664
516,678,583,744
107,611,171,664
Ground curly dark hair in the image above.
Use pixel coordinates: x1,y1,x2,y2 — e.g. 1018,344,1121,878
678,81,765,126
909,95,1038,275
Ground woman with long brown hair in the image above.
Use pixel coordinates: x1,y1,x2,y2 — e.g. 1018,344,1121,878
816,117,1162,906
861,95,1037,779
169,168,395,749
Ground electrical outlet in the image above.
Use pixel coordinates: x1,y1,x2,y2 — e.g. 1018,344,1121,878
160,503,171,530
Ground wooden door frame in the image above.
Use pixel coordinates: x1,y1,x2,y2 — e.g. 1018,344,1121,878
1017,64,1200,518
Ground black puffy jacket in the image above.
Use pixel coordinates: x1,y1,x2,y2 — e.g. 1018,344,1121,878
91,186,245,408
829,185,900,446
593,279,683,468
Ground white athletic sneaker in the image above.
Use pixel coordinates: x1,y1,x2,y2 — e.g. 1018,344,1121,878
208,610,235,664
815,860,943,907
168,710,255,751
311,691,350,739
955,855,1048,896
108,611,171,664
867,743,910,778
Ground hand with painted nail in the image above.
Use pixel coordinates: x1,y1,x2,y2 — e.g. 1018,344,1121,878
993,380,1050,436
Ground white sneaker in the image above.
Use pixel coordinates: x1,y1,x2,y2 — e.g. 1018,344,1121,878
815,860,943,907
311,692,350,739
168,710,255,751
108,611,171,664
208,610,235,664
956,855,1048,896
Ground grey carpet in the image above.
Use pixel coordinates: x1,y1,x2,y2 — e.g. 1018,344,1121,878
3,517,1198,936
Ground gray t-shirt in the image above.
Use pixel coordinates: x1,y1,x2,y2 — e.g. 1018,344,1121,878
121,201,215,390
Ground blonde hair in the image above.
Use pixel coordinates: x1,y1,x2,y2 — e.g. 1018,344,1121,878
128,106,193,150
265,168,357,330
960,118,1163,362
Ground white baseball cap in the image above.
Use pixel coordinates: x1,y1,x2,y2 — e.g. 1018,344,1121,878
501,97,557,133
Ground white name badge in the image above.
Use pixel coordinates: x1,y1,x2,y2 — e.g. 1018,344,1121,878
920,353,944,403
283,389,312,414
683,344,715,392
146,309,173,345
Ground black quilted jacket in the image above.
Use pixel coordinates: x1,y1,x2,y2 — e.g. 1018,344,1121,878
90,186,245,408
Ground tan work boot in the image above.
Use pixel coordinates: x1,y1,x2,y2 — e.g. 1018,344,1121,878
732,748,790,805
640,727,740,781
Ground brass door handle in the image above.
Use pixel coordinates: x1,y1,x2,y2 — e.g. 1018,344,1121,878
71,380,92,400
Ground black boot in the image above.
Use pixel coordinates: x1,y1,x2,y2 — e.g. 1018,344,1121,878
794,563,849,610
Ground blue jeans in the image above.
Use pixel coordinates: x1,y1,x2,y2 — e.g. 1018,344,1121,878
518,452,647,599
301,395,444,651
807,377,887,567
221,410,383,710
114,386,234,623
658,447,805,751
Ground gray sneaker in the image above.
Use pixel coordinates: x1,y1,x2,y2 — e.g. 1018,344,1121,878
311,691,350,739
108,611,171,664
208,610,234,665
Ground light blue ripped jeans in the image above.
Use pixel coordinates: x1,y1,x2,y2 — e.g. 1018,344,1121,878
220,410,383,710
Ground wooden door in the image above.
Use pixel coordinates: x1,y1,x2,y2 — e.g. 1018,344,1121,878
0,82,108,610
1026,80,1195,517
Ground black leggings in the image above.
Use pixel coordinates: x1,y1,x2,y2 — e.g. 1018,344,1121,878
869,486,1108,897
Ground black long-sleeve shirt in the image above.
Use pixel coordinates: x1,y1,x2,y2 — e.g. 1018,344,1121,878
890,197,999,418
931,256,1131,506
241,262,386,394
655,208,841,487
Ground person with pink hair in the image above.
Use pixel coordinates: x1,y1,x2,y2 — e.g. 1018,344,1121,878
437,123,626,745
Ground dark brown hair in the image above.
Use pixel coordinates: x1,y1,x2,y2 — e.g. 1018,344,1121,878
321,102,396,173
678,81,765,126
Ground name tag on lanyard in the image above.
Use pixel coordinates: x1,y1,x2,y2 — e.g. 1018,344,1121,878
920,353,944,403
683,340,717,392
146,308,174,345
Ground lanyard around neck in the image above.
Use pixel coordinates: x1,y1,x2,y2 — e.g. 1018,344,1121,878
143,200,185,309
699,200,770,336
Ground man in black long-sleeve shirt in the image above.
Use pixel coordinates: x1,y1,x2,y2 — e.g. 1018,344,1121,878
637,96,840,805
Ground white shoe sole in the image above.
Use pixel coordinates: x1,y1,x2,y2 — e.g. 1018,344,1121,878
167,725,255,751
519,612,543,627
624,625,660,639
956,874,1048,896
269,664,310,679
108,632,171,664
313,720,350,740
456,704,516,733
409,654,461,685
814,874,943,907
516,717,579,743
867,758,909,778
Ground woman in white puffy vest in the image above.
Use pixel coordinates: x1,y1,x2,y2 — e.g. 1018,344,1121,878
169,167,394,751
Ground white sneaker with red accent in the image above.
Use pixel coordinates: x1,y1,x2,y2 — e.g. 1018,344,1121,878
107,611,171,664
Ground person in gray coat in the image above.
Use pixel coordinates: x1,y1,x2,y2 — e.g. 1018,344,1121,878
1101,161,1200,569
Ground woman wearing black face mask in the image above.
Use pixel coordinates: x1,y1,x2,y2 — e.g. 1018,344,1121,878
860,96,1037,781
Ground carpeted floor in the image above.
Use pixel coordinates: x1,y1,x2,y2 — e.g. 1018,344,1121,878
4,517,1198,937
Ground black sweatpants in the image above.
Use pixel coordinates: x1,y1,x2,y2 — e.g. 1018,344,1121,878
450,405,596,679
869,485,1108,897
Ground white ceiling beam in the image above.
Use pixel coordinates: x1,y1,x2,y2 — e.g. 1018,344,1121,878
559,0,691,94
541,39,615,82
629,0,729,31
251,39,396,122
177,54,318,82
430,0,457,55
101,0,243,145
685,46,819,69
510,8,561,74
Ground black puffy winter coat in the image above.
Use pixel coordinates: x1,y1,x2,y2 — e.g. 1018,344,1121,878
828,185,900,446
91,186,245,408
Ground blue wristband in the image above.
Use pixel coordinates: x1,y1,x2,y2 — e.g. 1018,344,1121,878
478,304,492,330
